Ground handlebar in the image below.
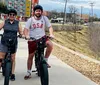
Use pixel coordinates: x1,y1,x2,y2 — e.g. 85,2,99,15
0,34,54,40
0,34,24,39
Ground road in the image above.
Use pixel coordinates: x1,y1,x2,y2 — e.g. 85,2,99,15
0,38,97,85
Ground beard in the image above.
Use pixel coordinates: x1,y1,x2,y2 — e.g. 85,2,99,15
34,13,42,18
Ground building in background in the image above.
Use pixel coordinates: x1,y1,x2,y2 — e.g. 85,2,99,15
5,0,39,17
2,0,49,20
25,0,31,17
0,0,5,4
5,0,26,17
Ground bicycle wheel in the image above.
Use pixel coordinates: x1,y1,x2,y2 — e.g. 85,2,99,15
40,63,49,85
4,62,11,85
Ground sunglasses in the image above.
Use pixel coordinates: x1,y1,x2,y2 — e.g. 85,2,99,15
9,13,15,16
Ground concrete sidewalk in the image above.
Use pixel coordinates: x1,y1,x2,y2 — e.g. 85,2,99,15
0,39,97,85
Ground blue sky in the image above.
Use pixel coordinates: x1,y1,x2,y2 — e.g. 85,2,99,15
39,0,100,18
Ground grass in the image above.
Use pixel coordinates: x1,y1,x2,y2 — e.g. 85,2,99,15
53,26,100,61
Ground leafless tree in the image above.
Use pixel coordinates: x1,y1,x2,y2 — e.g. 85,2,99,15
68,5,78,23
88,23,100,58
67,5,79,43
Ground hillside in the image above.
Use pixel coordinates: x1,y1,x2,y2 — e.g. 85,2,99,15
51,26,100,84
52,26,100,60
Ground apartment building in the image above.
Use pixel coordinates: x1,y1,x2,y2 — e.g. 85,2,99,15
5,0,26,16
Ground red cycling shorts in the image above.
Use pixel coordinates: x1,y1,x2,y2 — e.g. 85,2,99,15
28,38,49,54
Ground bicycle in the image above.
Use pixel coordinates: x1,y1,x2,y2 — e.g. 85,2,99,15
29,36,51,85
0,34,22,85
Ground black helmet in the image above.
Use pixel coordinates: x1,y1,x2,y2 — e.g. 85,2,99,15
33,5,43,12
7,9,17,15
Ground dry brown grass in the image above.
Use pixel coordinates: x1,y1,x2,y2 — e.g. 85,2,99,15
52,27,100,60
51,25,100,84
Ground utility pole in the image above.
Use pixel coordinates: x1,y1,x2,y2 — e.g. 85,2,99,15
81,6,83,20
63,0,68,25
90,2,94,22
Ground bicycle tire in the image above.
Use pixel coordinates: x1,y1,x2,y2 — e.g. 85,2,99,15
4,62,11,85
40,63,49,85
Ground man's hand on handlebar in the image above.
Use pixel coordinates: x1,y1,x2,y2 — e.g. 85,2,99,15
49,34,55,40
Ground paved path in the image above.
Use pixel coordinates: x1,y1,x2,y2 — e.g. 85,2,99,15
0,38,97,85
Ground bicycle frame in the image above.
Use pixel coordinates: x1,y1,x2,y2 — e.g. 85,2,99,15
2,44,12,76
31,36,49,85
34,37,47,75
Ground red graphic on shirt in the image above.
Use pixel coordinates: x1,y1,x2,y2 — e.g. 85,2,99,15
32,23,43,29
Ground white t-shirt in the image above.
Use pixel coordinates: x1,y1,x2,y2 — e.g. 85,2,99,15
25,16,51,39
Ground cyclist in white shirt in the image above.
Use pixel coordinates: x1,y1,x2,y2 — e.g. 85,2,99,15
24,5,54,80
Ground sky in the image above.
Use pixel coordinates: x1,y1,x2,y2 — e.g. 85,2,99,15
39,0,100,18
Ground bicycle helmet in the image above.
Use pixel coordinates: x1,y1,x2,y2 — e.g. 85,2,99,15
33,5,43,12
7,9,17,15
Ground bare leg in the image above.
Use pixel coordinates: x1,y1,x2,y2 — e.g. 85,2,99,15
24,53,34,79
45,40,53,59
0,52,6,69
27,53,34,70
11,53,16,74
